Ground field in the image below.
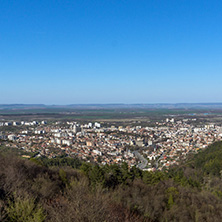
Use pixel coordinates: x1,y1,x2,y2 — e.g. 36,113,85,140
1,104,222,125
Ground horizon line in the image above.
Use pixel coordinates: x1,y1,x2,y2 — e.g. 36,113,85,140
1,102,222,106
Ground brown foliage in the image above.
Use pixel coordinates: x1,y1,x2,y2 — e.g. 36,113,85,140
1,153,222,221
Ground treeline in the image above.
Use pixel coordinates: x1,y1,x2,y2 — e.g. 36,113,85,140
32,156,82,169
1,142,222,221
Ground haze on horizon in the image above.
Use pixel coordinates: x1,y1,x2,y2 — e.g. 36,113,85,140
1,0,222,105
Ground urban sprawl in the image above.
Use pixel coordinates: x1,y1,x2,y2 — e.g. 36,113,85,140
0,118,222,171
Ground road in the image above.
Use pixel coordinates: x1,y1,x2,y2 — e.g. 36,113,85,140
133,151,148,170
154,151,165,170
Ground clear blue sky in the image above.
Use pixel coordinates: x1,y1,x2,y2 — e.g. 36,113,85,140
1,0,222,104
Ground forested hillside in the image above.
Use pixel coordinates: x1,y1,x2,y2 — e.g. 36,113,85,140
1,142,222,221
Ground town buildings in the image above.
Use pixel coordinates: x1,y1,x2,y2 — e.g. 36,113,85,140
0,118,222,170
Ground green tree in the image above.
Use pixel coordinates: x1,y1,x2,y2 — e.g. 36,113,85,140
6,194,45,222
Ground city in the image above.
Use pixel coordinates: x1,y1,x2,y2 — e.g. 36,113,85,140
1,115,221,171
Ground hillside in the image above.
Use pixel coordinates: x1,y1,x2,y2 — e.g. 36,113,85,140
1,142,222,221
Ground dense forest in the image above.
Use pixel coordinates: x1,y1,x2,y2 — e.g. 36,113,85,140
1,142,222,221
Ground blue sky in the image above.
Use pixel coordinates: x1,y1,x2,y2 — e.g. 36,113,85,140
1,0,222,104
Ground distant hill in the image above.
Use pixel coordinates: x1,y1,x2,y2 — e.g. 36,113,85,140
0,104,46,110
1,103,222,110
